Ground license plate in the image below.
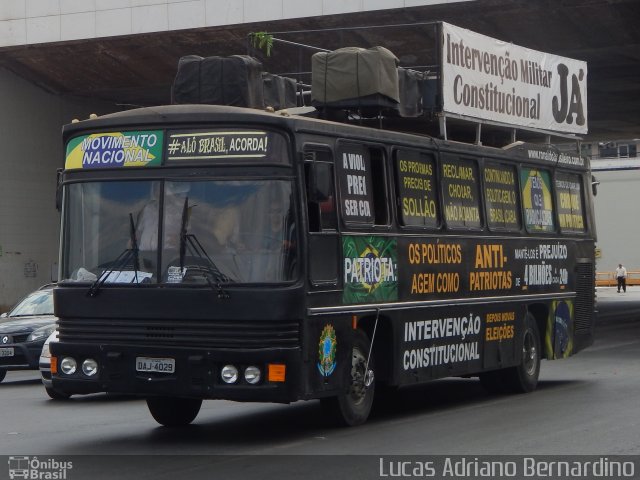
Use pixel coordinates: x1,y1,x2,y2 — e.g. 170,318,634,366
0,347,14,357
136,357,175,374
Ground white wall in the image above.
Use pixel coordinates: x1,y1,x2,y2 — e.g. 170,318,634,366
592,168,640,274
0,0,474,46
0,68,114,310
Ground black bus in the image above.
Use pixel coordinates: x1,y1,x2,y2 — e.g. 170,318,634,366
51,104,596,426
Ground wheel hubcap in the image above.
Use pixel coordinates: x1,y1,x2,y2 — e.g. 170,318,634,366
522,330,538,376
349,347,372,404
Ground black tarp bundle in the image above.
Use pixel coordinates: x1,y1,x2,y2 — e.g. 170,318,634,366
172,55,264,108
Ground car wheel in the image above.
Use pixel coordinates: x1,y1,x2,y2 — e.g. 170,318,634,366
0,370,6,383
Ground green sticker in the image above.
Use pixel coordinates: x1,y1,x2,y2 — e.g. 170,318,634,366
343,236,398,304
65,131,164,169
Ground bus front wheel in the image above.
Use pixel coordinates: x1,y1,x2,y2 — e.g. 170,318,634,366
146,396,202,427
321,329,375,426
45,387,71,400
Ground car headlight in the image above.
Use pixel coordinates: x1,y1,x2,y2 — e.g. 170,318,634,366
27,324,56,343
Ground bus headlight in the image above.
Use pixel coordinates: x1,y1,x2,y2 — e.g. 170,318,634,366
221,365,238,384
244,366,261,385
60,357,77,375
82,359,99,377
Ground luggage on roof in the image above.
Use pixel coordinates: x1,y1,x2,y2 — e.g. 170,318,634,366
311,46,400,110
396,68,439,118
262,73,298,110
172,55,264,108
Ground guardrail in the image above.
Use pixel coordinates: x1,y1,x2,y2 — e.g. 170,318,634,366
596,271,640,287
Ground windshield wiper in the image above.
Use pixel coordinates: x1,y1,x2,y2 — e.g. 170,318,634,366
87,213,140,297
178,197,230,299
129,212,140,278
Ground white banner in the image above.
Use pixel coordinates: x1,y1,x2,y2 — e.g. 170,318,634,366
441,22,588,134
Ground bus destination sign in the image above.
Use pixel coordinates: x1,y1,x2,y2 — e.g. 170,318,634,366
65,131,163,169
166,130,277,162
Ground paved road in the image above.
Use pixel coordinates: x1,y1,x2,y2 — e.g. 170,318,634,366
597,286,640,323
0,289,638,479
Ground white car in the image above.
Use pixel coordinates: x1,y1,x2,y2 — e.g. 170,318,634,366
39,331,71,400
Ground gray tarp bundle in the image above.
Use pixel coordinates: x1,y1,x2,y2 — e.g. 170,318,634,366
172,55,264,108
311,46,400,109
397,68,438,117
262,72,297,110
397,68,426,118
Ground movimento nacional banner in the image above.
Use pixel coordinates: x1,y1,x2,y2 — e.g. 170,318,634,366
441,22,588,134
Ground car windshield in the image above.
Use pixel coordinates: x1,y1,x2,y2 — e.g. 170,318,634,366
61,179,297,285
9,289,54,316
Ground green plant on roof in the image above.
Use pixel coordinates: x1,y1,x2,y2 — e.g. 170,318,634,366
250,32,274,57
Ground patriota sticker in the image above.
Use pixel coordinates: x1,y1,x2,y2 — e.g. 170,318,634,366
317,324,337,377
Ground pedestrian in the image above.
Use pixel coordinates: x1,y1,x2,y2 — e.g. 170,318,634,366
615,263,628,293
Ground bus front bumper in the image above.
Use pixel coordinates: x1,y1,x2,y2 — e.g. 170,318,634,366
50,342,302,403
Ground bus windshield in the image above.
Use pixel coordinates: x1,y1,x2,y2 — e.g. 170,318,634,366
61,179,296,285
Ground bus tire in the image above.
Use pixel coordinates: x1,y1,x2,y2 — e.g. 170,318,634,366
321,329,375,426
45,387,71,400
503,313,541,393
146,396,202,427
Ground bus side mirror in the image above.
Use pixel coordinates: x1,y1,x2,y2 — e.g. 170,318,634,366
591,175,600,197
56,168,63,211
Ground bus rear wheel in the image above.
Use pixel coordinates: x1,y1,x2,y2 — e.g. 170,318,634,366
503,313,541,393
321,330,375,426
479,313,541,394
146,396,202,427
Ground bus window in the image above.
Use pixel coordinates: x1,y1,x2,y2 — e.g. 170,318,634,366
62,181,158,283
336,143,375,226
304,148,339,285
483,163,521,232
441,155,482,230
555,172,586,233
305,152,338,233
369,148,389,226
62,179,297,284
521,168,556,233
395,149,439,228
160,179,296,283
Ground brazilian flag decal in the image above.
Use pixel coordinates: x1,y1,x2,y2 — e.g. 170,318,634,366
545,299,574,359
343,236,398,304
521,168,555,233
